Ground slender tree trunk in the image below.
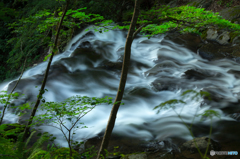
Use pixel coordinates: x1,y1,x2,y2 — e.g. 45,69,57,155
69,130,72,157
96,0,141,158
21,0,69,142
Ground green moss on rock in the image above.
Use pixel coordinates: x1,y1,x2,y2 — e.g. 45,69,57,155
200,29,208,40
229,31,240,43
0,123,25,142
121,152,147,159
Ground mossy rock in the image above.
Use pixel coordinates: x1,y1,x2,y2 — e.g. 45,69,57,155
229,31,240,43
0,123,25,142
121,152,147,159
50,147,80,159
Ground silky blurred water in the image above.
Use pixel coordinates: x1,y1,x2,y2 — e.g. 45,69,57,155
0,25,239,147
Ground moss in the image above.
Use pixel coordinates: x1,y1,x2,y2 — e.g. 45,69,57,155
200,29,208,40
0,123,25,142
219,35,224,40
229,7,240,18
229,31,240,43
121,152,146,159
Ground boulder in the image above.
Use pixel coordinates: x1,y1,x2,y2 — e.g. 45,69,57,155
180,137,221,154
163,32,203,53
198,42,240,61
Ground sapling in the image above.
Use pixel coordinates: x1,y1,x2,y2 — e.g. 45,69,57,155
32,95,112,158
153,90,221,159
0,91,21,124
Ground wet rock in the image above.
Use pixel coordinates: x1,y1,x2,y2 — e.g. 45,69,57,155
198,42,240,61
218,5,240,23
85,134,147,155
70,48,98,58
180,137,221,154
121,153,147,159
127,87,154,98
183,69,223,80
151,78,192,91
163,33,203,53
78,41,91,48
98,60,122,70
183,70,208,80
230,112,240,121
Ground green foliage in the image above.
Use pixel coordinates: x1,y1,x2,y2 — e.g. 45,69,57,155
0,2,17,21
139,5,240,37
89,4,240,40
34,95,112,127
30,95,112,157
0,124,55,159
7,6,106,69
226,1,233,7
81,146,98,159
77,0,133,21
153,99,186,114
98,146,125,159
217,0,233,8
217,0,223,5
0,91,21,115
0,123,25,142
50,147,79,159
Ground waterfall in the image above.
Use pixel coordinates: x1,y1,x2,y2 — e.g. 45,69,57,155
0,26,239,148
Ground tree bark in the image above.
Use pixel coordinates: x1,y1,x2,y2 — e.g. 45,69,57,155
21,0,69,142
96,0,141,158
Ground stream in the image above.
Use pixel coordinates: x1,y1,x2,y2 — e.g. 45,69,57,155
0,25,239,149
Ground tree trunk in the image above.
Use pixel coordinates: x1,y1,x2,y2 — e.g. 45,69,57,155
96,0,141,158
21,0,69,142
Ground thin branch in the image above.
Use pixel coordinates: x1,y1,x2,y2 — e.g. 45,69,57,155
132,23,148,40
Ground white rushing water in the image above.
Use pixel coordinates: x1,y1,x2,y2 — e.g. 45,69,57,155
0,25,239,147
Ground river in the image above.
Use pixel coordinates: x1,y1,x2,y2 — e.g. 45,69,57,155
0,25,239,149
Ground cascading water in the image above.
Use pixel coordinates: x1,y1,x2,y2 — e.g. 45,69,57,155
0,25,239,148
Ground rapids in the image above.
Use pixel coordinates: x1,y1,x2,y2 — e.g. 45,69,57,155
0,25,239,148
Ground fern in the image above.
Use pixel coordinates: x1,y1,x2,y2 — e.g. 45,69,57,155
27,148,48,159
24,131,54,159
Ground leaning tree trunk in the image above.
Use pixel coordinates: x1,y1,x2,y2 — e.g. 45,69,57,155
21,0,69,142
96,0,141,158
